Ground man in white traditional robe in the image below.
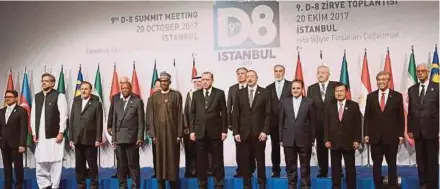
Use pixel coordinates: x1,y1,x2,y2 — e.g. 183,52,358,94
31,73,68,189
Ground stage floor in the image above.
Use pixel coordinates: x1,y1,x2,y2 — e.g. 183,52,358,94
0,166,420,189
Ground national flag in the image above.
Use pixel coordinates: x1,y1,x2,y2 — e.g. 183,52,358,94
4,69,14,106
402,46,417,149
93,64,108,143
150,60,159,96
384,48,395,89
295,52,306,96
429,44,439,83
109,63,120,101
57,66,66,94
192,57,198,79
359,49,372,114
19,69,32,147
132,62,141,97
339,50,351,100
171,59,178,90
74,65,84,97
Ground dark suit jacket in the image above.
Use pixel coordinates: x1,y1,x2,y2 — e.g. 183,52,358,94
279,96,316,147
112,94,145,144
0,105,28,148
69,95,103,145
324,99,362,150
184,90,197,133
307,81,338,128
266,80,292,131
364,89,404,144
233,86,271,140
190,87,227,140
227,84,241,126
107,92,139,135
408,82,439,139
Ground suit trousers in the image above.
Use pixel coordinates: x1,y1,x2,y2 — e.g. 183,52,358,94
315,127,329,175
270,126,281,174
116,143,140,189
415,137,439,189
284,142,312,189
330,148,356,189
75,143,98,189
196,138,225,189
240,136,267,189
1,144,24,189
371,141,398,189
183,133,197,175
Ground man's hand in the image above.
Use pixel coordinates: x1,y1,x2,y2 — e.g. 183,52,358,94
153,137,158,144
279,142,283,146
258,132,267,142
55,133,63,144
177,137,181,143
95,141,101,147
107,128,112,135
353,142,360,150
136,140,143,147
399,137,404,145
18,146,25,153
33,135,38,143
112,143,116,149
221,133,227,141
184,128,189,135
364,136,369,144
325,141,332,148
234,135,241,142
408,132,414,139
69,141,75,149
190,133,196,141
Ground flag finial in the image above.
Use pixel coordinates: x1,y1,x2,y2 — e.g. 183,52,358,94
387,47,390,53
44,65,47,72
97,63,100,69
411,45,414,53
174,58,176,66
24,66,27,73
9,68,12,73
133,61,136,69
435,44,437,51
114,62,116,70
79,64,82,71
344,49,346,55
61,64,63,72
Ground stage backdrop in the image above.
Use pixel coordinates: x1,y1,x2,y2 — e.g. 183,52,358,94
0,1,438,168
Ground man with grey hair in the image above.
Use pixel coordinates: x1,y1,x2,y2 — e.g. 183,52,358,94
408,64,439,189
364,71,404,189
148,71,183,189
307,65,338,178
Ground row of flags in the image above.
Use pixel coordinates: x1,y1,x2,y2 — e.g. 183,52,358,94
3,46,439,148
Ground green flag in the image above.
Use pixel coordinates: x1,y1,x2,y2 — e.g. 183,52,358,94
56,67,69,145
93,65,107,143
339,51,352,100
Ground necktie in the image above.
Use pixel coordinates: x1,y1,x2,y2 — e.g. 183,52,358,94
5,107,11,123
205,91,209,108
380,92,386,112
241,85,244,89
420,84,425,105
321,83,326,101
249,89,254,107
276,81,281,99
338,102,344,121
122,99,127,112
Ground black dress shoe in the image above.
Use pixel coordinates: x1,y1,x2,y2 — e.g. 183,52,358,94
151,174,156,178
111,172,118,178
316,173,327,178
233,172,241,178
271,172,280,178
207,171,213,176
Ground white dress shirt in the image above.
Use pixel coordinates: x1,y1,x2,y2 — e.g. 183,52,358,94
81,97,90,111
378,88,390,105
319,80,330,101
5,103,16,123
292,96,302,118
203,87,212,97
239,83,247,89
276,79,285,99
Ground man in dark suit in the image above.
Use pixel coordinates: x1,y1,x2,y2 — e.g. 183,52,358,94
112,82,144,189
183,75,202,177
408,64,439,189
364,71,404,189
190,71,227,189
279,79,316,189
68,81,103,189
307,65,338,177
324,83,362,189
233,70,271,189
227,67,252,177
266,64,291,177
0,90,27,189
146,79,160,178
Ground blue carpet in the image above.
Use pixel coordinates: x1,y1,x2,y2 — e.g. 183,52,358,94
0,166,420,189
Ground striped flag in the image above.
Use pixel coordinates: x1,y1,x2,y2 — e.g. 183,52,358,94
74,66,84,97
403,46,417,150
359,49,372,114
132,62,141,97
4,69,14,106
339,50,351,100
384,48,395,89
295,52,306,96
93,64,107,143
192,57,198,79
19,70,32,147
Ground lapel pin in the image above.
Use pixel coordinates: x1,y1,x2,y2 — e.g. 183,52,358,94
345,107,348,110
165,99,168,103
431,88,434,91
13,109,16,112
88,102,91,105
49,103,52,105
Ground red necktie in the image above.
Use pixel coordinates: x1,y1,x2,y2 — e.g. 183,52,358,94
338,102,344,121
380,92,386,112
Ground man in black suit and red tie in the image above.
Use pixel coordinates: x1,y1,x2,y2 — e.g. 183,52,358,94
364,71,404,189
266,65,291,177
233,70,271,189
324,83,362,189
0,90,28,189
307,65,338,178
279,79,316,189
407,64,439,189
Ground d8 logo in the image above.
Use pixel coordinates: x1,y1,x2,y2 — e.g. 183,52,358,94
213,1,280,50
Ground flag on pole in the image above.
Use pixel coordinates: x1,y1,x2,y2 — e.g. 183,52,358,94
171,59,178,90
74,65,84,97
429,44,439,83
93,64,107,143
384,48,395,89
192,57,198,79
56,66,69,144
132,62,141,97
19,69,32,147
4,69,14,106
359,49,372,114
109,63,120,101
339,50,352,100
150,60,159,95
295,52,306,96
403,46,417,148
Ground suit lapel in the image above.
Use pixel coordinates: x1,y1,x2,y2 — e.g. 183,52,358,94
6,106,17,126
121,97,133,120
285,97,295,121
281,81,290,99
421,83,435,107
295,98,306,121
206,89,215,109
412,83,422,108
383,91,393,113
81,99,92,114
340,101,349,122
250,87,261,110
324,82,334,103
115,97,124,119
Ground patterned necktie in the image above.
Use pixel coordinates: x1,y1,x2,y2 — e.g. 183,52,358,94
338,102,344,121
380,92,386,112
321,83,326,101
420,84,425,105
249,89,254,107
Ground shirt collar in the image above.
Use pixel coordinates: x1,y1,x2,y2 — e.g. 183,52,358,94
379,88,390,95
120,94,131,101
239,83,247,88
248,85,257,91
337,99,347,106
292,95,302,101
276,79,285,84
420,80,429,86
7,103,16,110
319,80,330,87
203,87,212,94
